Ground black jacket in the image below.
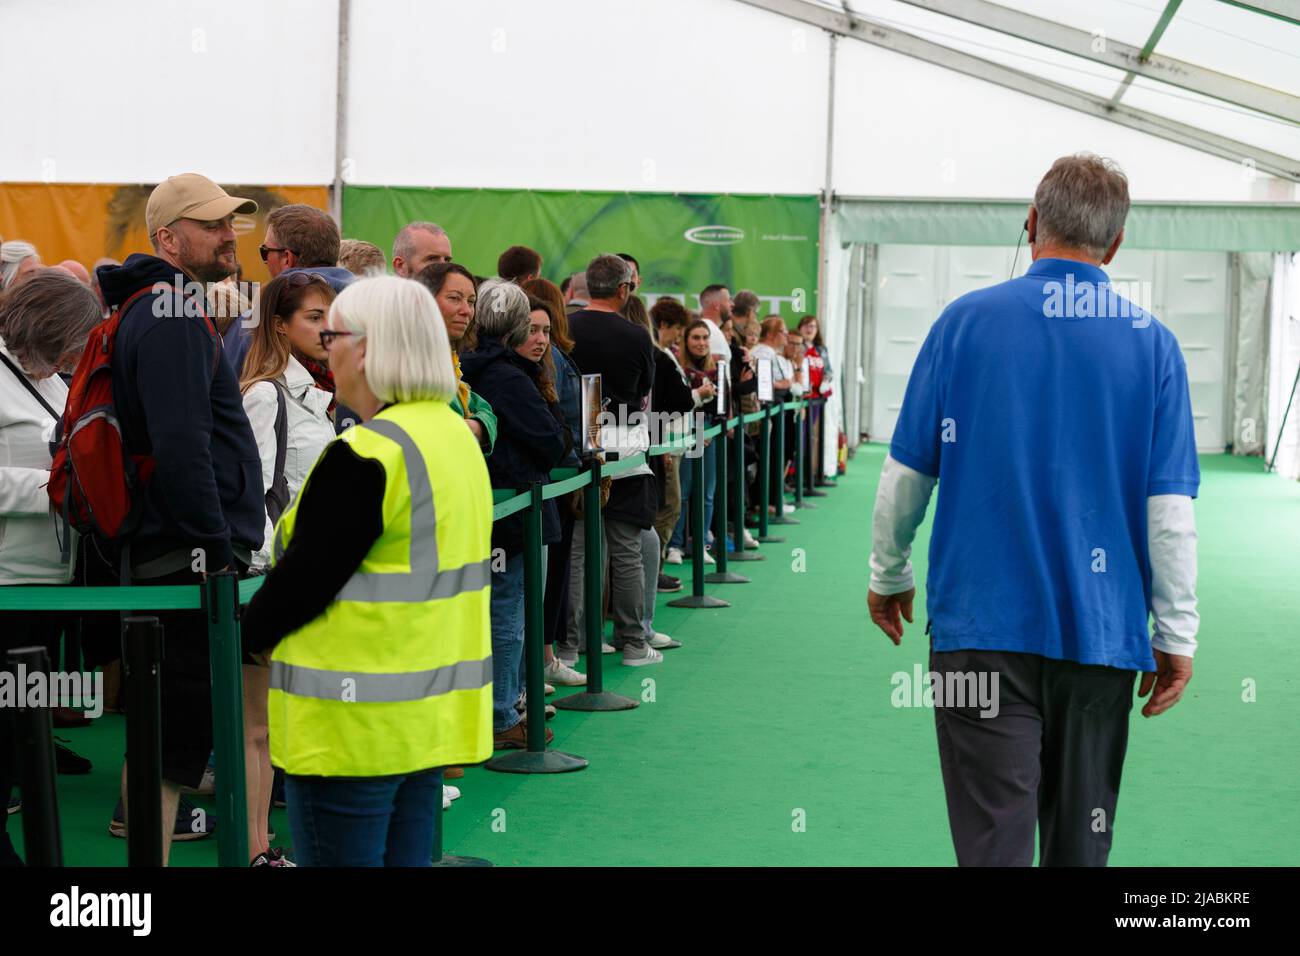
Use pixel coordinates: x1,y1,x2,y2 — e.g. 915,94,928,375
459,336,569,557
98,254,264,572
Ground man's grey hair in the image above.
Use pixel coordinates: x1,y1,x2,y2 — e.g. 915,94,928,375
732,289,760,317
475,277,533,347
0,270,102,376
585,254,631,299
392,221,448,263
1032,153,1130,260
568,271,589,300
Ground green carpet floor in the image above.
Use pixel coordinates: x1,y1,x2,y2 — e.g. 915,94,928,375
11,447,1299,866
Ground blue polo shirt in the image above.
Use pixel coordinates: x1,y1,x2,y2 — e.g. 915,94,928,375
890,257,1199,672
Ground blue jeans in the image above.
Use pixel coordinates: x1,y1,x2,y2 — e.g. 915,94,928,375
491,553,525,733
286,769,443,867
670,440,717,552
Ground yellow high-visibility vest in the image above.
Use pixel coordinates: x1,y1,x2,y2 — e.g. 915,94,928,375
266,400,493,776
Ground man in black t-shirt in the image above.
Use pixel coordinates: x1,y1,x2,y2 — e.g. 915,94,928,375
567,255,663,667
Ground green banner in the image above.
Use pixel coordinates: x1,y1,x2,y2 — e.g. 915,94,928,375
343,186,820,317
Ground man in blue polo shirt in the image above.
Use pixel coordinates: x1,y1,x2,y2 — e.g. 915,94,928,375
868,153,1200,866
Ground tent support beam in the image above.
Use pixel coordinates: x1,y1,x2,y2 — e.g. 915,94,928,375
1218,1,1300,28
734,0,1300,182
1109,0,1183,109
331,0,351,225
891,0,1298,123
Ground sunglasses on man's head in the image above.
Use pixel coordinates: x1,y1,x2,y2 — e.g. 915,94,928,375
283,271,331,288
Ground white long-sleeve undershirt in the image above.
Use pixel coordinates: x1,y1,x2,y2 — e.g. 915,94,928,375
868,454,1200,657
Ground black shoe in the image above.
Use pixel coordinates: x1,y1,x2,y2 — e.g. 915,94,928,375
272,767,286,808
54,740,92,775
657,573,682,593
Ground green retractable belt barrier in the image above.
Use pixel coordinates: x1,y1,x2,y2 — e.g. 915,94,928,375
704,417,749,585
0,399,822,864
487,481,588,773
553,455,639,713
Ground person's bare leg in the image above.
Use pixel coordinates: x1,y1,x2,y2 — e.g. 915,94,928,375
243,664,271,860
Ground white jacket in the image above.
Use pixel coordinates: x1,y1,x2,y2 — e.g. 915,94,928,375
0,337,73,584
242,356,336,568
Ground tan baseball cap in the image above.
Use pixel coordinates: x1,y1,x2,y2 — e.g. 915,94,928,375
146,173,257,237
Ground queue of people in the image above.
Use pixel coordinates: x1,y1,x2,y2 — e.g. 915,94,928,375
0,174,834,867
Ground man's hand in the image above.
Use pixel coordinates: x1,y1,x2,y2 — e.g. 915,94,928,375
466,418,485,443
868,587,914,646
1138,649,1193,717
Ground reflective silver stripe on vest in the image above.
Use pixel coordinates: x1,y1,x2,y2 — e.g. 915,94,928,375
335,417,487,603
269,655,492,703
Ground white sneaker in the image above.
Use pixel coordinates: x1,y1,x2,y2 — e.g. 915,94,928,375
544,657,587,686
665,547,683,565
783,504,795,514
622,646,664,667
743,529,759,548
442,784,461,809
544,682,556,696
702,550,716,565
647,632,682,650
601,642,616,654
183,766,216,796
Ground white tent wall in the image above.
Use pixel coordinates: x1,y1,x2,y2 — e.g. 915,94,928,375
1232,252,1275,456
829,36,1281,202
0,0,338,184
1266,254,1300,480
344,0,830,193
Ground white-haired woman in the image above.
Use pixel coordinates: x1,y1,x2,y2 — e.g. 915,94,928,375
240,276,495,867
0,241,42,292
0,271,103,860
459,278,571,750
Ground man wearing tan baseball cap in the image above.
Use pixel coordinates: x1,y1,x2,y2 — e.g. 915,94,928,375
143,173,257,283
93,174,267,864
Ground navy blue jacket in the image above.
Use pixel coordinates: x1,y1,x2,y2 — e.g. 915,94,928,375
98,254,265,572
459,336,570,557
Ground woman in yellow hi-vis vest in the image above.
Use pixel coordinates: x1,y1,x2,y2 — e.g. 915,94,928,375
241,276,493,867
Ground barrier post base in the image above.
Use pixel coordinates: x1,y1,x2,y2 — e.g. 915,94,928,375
803,488,829,498
725,549,765,562
704,570,750,584
756,534,786,543
666,593,730,608
552,690,639,712
768,515,799,525
434,854,494,867
485,749,588,774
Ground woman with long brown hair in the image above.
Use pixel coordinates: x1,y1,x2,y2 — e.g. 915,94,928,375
667,319,723,566
238,271,338,866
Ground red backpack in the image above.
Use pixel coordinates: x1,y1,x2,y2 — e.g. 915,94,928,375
48,285,219,555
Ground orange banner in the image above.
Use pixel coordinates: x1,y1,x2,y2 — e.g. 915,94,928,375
0,182,330,286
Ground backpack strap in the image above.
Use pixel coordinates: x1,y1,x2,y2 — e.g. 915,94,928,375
272,381,288,497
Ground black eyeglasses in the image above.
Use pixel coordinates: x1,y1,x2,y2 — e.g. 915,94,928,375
318,330,356,352
259,244,294,262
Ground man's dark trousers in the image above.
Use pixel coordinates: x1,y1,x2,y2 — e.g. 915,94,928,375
929,646,1136,867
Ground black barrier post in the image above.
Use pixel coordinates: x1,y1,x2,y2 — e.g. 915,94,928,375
729,411,763,563
488,482,588,772
756,406,785,543
769,402,799,526
206,572,247,867
554,456,638,712
8,646,62,866
670,437,733,608
705,419,749,584
668,432,729,609
432,771,492,866
806,397,829,496
794,402,816,510
122,615,164,867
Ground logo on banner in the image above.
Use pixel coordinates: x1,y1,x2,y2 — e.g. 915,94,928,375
684,225,744,246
